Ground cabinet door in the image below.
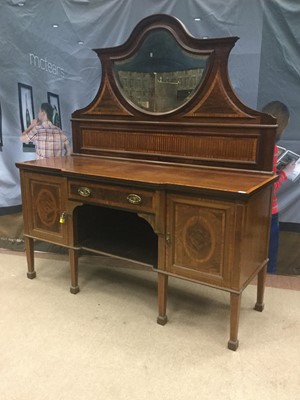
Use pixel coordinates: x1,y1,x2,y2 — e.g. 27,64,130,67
21,171,69,245
166,194,236,288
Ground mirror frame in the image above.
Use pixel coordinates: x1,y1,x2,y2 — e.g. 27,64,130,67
112,28,211,114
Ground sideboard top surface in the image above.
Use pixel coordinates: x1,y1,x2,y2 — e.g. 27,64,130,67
16,155,277,198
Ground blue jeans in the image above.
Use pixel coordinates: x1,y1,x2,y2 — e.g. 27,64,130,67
268,213,279,274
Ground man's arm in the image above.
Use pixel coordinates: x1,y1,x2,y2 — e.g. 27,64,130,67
20,119,38,143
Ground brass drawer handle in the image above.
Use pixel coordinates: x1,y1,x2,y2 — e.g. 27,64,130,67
78,187,91,197
127,193,142,205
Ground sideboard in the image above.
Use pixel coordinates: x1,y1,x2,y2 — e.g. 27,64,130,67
16,14,278,350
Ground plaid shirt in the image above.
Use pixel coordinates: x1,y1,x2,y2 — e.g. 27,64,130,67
272,144,287,214
27,121,70,159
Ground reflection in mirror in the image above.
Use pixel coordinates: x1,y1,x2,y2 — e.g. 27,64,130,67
113,30,210,113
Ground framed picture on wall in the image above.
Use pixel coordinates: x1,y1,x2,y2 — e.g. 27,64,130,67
47,92,61,128
18,83,35,150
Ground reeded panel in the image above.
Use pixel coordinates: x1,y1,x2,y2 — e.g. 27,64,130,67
81,128,258,164
166,195,235,285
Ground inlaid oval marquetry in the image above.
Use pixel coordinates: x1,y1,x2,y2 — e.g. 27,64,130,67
36,189,58,227
183,215,215,263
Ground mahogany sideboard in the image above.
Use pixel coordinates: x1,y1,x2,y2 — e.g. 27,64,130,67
16,14,278,350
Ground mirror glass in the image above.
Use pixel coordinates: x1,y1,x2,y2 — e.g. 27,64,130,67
113,29,210,113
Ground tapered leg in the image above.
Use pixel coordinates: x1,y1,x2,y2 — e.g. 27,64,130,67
254,264,266,312
157,273,168,325
228,292,241,351
25,236,36,279
69,248,80,294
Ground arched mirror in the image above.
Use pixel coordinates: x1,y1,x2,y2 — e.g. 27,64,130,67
113,29,210,113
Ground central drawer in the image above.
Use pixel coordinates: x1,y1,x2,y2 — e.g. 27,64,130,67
68,179,157,213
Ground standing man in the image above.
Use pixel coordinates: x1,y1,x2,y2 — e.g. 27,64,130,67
20,102,71,159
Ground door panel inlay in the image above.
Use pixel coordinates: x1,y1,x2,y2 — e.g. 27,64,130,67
36,189,58,227
183,215,215,263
